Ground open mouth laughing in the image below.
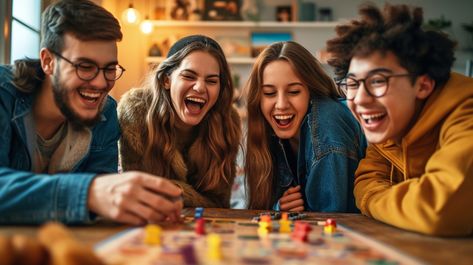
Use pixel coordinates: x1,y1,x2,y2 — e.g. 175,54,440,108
359,112,387,129
184,96,206,114
273,114,294,127
78,88,104,107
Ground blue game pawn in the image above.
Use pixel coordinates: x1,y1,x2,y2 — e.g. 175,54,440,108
195,207,204,219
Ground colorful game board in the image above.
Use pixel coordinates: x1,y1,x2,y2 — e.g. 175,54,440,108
95,212,422,265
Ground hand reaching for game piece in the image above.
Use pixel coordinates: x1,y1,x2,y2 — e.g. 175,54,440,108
279,185,305,212
87,171,183,225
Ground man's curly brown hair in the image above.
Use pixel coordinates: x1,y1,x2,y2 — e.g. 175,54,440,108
326,3,456,89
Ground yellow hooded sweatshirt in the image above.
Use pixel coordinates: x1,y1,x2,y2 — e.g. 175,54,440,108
354,73,473,236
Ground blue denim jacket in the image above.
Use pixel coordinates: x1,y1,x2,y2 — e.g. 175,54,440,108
271,95,366,212
0,65,120,224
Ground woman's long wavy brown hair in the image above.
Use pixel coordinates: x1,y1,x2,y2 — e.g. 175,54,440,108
244,41,342,209
143,40,241,192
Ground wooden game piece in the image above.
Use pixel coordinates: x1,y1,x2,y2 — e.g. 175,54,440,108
207,233,222,261
281,212,289,221
279,219,292,233
324,218,337,234
180,244,198,265
291,221,312,242
12,234,48,265
38,222,105,265
194,207,204,219
144,224,162,245
257,221,270,237
195,218,206,235
259,215,272,232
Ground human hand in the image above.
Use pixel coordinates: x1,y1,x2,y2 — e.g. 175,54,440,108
279,185,305,212
87,171,183,225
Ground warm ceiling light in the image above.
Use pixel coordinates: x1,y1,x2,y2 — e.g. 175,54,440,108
122,3,141,24
140,17,153,34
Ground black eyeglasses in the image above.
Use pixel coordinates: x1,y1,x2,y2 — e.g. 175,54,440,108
338,73,411,100
50,50,125,81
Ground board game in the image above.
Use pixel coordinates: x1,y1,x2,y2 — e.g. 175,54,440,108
95,209,422,265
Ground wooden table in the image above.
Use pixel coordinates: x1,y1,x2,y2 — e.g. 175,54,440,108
1,208,472,265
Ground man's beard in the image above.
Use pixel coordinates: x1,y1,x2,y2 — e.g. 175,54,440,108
52,74,104,129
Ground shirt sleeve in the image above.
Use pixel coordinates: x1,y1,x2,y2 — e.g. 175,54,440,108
305,151,358,213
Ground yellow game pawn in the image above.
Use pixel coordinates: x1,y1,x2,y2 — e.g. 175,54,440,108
324,225,336,234
144,224,162,245
258,220,270,237
323,218,337,234
279,219,292,233
207,233,222,261
260,215,272,232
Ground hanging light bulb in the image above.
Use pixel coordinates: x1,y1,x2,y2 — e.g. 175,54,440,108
122,3,141,24
140,16,153,34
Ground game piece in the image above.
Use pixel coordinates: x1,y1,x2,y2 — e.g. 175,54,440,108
195,218,206,235
291,221,312,242
281,212,289,221
324,218,337,234
206,233,222,261
257,221,270,237
259,215,272,232
143,224,162,245
180,244,198,265
194,207,204,219
96,215,420,265
279,218,292,233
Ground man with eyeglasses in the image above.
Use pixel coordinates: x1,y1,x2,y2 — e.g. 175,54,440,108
327,4,473,236
0,0,182,225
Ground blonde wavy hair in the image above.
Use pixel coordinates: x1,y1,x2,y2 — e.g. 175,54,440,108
245,41,342,209
143,40,241,191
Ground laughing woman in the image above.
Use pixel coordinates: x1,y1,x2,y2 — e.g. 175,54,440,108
118,35,241,208
245,41,366,212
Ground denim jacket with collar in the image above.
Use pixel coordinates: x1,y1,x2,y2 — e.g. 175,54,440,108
271,95,366,212
0,65,120,224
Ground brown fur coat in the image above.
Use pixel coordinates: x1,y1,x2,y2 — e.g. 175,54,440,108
117,87,239,208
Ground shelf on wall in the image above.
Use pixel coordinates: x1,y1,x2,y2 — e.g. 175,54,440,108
146,56,256,65
151,20,339,29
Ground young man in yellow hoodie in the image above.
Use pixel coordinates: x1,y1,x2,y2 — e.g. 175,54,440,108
326,4,473,236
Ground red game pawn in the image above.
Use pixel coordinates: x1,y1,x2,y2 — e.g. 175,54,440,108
291,221,312,242
195,218,206,235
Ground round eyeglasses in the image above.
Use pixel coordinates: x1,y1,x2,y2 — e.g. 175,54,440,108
50,50,125,81
338,73,411,100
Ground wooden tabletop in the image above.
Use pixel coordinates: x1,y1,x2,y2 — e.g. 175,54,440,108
1,208,472,265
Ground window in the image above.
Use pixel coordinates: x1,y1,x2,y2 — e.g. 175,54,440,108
1,0,42,64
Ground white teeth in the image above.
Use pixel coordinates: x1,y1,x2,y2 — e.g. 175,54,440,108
274,115,294,120
79,91,101,99
360,113,385,119
186,97,206,104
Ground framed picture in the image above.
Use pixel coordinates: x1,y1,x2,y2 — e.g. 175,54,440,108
203,0,241,21
276,6,292,22
166,0,203,20
250,32,292,57
215,35,251,58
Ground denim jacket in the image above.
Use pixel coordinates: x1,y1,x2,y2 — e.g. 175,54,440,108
271,95,366,212
0,65,120,224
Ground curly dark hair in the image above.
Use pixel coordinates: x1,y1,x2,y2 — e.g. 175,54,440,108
326,3,456,89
